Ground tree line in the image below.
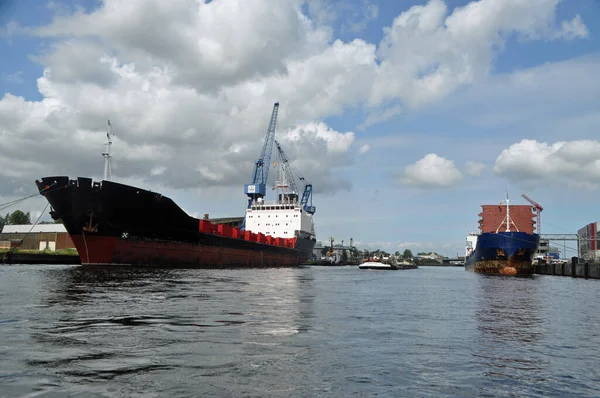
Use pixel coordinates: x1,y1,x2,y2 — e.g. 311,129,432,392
0,210,63,231
320,247,414,260
0,210,32,230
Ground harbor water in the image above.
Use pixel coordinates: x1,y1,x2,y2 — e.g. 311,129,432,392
1,265,599,397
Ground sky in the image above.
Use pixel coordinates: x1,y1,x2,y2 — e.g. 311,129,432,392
1,0,599,257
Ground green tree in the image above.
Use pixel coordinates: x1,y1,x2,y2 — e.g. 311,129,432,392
403,249,413,260
0,213,6,231
8,210,31,225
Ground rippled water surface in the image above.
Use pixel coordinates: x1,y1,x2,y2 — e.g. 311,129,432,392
1,265,599,397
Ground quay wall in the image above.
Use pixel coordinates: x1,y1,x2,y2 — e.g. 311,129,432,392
534,258,600,279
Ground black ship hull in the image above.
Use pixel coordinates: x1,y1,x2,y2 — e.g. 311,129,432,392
35,176,316,267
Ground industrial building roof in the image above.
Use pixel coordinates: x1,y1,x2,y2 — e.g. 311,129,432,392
1,224,67,234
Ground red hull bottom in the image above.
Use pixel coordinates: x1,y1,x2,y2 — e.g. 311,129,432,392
71,235,303,267
468,259,534,276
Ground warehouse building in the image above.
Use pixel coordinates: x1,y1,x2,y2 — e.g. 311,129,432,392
0,224,75,251
578,222,600,262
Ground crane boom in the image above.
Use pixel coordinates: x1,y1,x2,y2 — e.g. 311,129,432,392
244,102,279,207
521,193,543,234
521,193,543,211
273,140,316,214
273,140,299,195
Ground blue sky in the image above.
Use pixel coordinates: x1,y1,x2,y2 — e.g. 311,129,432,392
1,0,599,257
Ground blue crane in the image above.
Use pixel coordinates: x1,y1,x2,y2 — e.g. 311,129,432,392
240,102,279,229
300,182,316,214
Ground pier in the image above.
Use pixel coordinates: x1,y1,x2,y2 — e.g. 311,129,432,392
534,257,600,279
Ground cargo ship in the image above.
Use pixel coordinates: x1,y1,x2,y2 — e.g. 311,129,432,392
34,176,316,267
465,191,540,275
34,105,317,267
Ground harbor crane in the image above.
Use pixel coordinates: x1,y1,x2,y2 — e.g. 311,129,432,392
521,193,543,235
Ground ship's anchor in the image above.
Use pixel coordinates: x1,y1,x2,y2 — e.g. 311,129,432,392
82,209,99,233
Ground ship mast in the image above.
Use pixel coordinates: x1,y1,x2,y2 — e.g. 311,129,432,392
495,184,519,233
102,120,114,181
505,185,510,232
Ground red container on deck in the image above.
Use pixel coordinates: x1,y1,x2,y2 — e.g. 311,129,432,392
257,233,266,244
232,228,242,239
217,224,233,237
199,220,213,233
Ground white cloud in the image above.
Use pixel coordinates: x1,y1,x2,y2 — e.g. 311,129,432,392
359,144,370,154
359,104,402,129
556,15,589,40
284,122,354,154
402,153,463,188
150,166,167,176
35,0,331,91
465,161,486,176
0,21,29,40
0,0,589,200
341,0,379,33
2,71,24,84
493,139,600,188
370,0,588,109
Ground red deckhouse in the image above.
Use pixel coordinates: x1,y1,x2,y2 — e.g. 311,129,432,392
478,204,536,234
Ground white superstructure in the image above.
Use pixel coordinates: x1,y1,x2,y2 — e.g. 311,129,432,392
465,231,480,258
245,196,315,239
243,139,316,241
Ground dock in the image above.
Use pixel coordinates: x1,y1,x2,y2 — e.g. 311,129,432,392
1,251,80,265
534,258,600,279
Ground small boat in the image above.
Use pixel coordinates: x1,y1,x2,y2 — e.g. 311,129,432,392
396,260,419,270
358,256,418,270
358,261,399,270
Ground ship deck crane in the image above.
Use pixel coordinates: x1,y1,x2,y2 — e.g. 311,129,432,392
273,140,316,214
521,193,543,235
102,120,115,181
241,103,279,230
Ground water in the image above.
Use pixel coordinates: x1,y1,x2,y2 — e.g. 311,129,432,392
1,265,599,397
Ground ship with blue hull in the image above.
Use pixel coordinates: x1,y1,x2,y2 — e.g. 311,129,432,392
465,190,541,276
465,231,540,275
